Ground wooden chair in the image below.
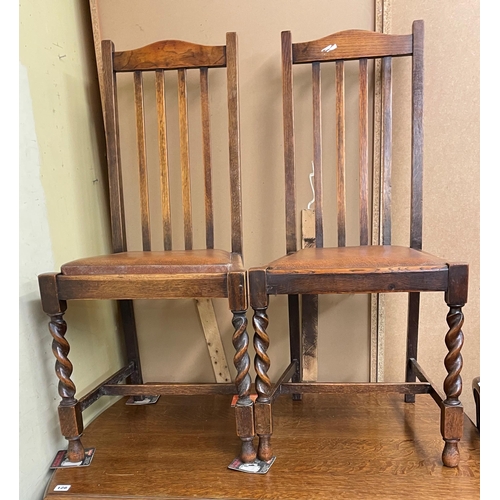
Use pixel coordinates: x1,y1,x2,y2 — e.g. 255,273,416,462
249,21,468,467
38,33,257,464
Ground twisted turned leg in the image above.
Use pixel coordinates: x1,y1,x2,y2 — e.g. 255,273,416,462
49,312,85,462
441,305,464,467
232,311,256,463
253,307,273,461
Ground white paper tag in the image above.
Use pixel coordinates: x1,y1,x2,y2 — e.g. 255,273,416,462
54,485,71,491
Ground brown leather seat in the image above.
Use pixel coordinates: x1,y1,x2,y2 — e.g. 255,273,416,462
268,246,447,273
61,250,236,275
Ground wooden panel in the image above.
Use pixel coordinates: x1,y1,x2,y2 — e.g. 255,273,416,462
312,62,323,248
195,298,231,383
57,273,228,300
381,56,392,245
293,30,413,63
200,67,214,249
267,269,449,295
155,70,172,251
281,30,297,254
177,68,193,250
113,40,226,71
336,61,346,247
226,32,243,256
133,71,152,251
410,20,424,250
359,58,369,246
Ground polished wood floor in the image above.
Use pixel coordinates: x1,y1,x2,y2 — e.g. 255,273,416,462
44,392,479,499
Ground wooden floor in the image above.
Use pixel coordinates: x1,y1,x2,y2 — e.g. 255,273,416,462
44,393,479,500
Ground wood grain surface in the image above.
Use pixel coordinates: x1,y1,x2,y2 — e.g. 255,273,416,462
44,393,479,500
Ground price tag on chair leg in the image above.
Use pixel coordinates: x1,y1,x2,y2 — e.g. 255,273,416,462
228,456,276,474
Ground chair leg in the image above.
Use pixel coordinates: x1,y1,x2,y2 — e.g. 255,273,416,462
118,300,145,402
253,306,273,461
288,294,302,401
441,304,465,467
119,300,143,384
232,310,256,463
405,292,420,403
49,312,85,462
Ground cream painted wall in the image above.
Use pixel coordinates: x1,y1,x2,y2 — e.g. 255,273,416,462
97,0,375,387
385,0,480,424
19,1,124,498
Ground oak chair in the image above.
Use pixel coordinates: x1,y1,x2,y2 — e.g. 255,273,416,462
249,21,468,467
38,32,257,464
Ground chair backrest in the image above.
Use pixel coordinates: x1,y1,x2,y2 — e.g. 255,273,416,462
101,33,242,256
281,21,424,253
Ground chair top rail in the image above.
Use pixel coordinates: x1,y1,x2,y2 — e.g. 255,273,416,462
113,39,227,72
291,29,413,64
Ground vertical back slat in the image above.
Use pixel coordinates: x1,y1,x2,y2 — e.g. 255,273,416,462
133,71,151,251
359,58,369,245
411,20,424,250
226,32,243,256
312,61,323,248
200,67,214,249
381,56,392,245
155,70,172,251
336,61,346,247
177,68,193,250
282,31,297,254
102,40,127,253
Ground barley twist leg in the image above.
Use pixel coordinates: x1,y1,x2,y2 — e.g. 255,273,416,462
232,311,256,462
49,313,85,462
441,305,464,467
253,307,273,461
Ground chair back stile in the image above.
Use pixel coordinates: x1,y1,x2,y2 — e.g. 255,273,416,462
100,34,242,256
281,22,423,252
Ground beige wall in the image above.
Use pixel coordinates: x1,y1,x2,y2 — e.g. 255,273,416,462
19,1,124,498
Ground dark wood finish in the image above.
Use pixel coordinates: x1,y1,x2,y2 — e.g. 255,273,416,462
288,294,301,394
381,56,392,245
101,40,127,253
200,67,214,249
336,60,346,247
101,383,237,396
292,30,413,63
226,32,243,256
44,394,480,500
113,40,226,71
404,292,420,403
410,20,424,250
79,363,135,410
312,61,323,248
38,33,251,463
279,382,431,395
270,361,297,401
155,69,172,251
177,68,193,250
358,58,369,245
133,71,151,251
281,31,297,255
249,22,469,467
